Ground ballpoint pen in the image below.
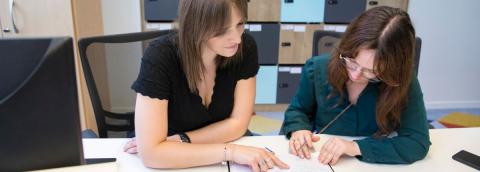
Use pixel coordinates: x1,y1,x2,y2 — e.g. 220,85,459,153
316,103,353,134
265,147,275,154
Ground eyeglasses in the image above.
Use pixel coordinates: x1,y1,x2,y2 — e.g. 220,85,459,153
339,54,381,83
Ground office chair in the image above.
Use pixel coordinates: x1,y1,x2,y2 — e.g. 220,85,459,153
78,30,173,138
312,30,422,76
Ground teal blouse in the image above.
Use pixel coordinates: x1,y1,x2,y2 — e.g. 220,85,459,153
280,54,431,164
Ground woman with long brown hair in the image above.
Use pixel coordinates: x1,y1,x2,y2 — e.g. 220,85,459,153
123,0,288,171
281,6,431,165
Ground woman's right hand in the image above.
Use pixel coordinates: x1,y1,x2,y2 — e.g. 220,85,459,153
229,144,289,172
289,130,320,159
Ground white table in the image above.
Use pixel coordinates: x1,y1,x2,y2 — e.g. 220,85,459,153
232,128,480,172
34,128,480,172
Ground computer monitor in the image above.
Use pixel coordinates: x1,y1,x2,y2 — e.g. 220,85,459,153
0,37,84,171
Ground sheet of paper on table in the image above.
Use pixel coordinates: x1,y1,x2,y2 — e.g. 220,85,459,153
230,151,333,172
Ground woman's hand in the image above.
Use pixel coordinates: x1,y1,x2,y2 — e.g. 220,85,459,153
123,135,182,154
229,144,289,172
318,137,361,165
123,137,137,154
289,130,320,159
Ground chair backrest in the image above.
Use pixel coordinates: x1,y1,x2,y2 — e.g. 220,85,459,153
312,30,422,76
78,30,173,138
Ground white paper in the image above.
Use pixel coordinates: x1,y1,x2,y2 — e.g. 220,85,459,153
230,136,334,172
290,67,302,74
159,23,173,31
335,25,347,32
279,67,291,72
323,25,336,31
83,138,128,159
145,23,162,30
294,25,306,32
249,24,262,32
281,25,295,31
230,152,332,172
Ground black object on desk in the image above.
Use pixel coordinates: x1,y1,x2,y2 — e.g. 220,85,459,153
452,150,480,170
0,37,83,171
85,158,116,164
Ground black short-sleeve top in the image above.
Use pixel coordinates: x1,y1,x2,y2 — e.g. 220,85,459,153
131,32,259,136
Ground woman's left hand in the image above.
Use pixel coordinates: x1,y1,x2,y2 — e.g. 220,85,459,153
318,137,361,165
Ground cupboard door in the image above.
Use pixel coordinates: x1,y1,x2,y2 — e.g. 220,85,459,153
277,66,302,103
302,24,323,61
279,24,322,64
366,0,408,11
256,66,278,104
324,0,366,24
248,0,280,22
281,0,325,23
278,25,296,64
1,0,75,37
246,23,280,65
144,0,179,22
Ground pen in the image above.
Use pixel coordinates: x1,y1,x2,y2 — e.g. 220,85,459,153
264,147,275,154
316,103,353,134
298,142,307,149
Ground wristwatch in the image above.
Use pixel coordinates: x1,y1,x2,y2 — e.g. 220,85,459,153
177,132,191,143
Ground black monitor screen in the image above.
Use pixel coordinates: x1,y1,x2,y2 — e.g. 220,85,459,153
0,37,83,171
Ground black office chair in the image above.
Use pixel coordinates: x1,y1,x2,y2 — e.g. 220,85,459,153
78,30,173,138
312,30,422,76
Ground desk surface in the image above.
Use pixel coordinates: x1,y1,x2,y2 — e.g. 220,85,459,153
34,128,480,172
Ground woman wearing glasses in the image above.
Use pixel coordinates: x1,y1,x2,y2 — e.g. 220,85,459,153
280,6,431,165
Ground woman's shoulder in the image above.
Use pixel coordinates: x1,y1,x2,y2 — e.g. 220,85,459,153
142,32,180,68
304,54,331,76
306,54,331,69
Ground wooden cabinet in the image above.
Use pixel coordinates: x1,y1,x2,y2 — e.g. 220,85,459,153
0,0,74,37
0,0,104,134
278,24,323,64
247,0,280,22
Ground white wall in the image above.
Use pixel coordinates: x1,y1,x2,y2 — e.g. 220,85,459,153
101,0,142,112
408,0,480,109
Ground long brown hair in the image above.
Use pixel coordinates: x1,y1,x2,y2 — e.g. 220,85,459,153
177,0,247,93
327,6,416,136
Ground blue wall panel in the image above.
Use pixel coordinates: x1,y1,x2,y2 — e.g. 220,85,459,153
255,66,278,104
281,0,325,23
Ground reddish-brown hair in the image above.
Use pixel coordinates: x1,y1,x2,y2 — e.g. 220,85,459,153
327,6,416,136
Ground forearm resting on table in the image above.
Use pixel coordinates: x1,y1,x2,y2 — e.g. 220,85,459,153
187,117,249,143
139,141,228,169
